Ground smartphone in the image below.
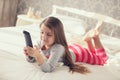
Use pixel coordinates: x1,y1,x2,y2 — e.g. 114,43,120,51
23,30,36,63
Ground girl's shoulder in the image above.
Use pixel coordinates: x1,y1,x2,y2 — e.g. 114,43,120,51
51,44,65,52
49,44,65,57
52,44,64,49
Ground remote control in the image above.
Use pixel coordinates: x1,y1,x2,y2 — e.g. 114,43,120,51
23,30,36,63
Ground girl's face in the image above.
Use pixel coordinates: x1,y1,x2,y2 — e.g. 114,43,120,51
40,24,55,48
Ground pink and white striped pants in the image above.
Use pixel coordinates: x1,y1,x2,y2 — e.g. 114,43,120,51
68,44,108,65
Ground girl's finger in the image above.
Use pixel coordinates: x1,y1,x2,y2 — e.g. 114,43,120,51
23,47,27,51
27,46,33,51
34,45,39,49
24,52,28,56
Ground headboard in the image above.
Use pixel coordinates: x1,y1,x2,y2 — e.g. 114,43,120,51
52,5,120,26
51,5,120,38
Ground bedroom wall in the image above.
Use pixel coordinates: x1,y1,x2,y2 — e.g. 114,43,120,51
17,0,120,38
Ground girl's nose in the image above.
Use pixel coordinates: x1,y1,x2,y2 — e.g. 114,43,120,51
42,34,47,40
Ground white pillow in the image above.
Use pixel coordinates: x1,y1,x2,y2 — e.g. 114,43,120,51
49,14,86,35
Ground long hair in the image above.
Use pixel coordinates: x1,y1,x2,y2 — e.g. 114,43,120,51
40,16,90,74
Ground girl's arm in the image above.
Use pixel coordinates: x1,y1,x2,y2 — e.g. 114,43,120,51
39,44,65,72
24,45,44,65
24,44,65,72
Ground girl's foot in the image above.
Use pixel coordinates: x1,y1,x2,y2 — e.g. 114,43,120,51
83,29,94,42
83,29,100,42
83,21,103,42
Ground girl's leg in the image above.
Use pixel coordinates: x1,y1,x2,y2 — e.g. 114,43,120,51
83,30,95,53
93,21,104,49
85,40,95,53
84,28,103,49
93,35,104,49
83,28,104,51
93,34,108,65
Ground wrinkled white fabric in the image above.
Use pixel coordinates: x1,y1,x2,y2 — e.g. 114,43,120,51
0,24,120,80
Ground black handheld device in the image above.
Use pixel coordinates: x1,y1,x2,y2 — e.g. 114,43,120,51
23,30,36,63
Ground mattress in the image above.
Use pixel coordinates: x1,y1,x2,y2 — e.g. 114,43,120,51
0,24,120,80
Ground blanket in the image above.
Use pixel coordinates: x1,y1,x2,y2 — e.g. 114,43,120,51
0,24,120,80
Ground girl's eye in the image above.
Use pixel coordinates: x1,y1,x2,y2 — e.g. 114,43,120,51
47,34,52,36
41,32,44,34
41,32,53,37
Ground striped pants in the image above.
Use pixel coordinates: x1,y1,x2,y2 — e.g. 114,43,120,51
68,44,108,65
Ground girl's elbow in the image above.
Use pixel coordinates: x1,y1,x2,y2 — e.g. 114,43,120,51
41,66,55,73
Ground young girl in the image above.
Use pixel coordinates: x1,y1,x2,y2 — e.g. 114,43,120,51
24,16,108,74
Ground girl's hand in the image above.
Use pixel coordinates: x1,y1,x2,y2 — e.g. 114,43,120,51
23,47,29,56
24,45,40,58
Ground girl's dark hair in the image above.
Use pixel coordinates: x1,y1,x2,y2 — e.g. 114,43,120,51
40,16,90,74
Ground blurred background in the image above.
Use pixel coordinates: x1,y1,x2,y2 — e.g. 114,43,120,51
0,0,120,38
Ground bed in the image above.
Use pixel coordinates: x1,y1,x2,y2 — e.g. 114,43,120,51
0,5,120,80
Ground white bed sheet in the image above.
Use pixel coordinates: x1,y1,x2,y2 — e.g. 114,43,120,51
0,24,120,80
